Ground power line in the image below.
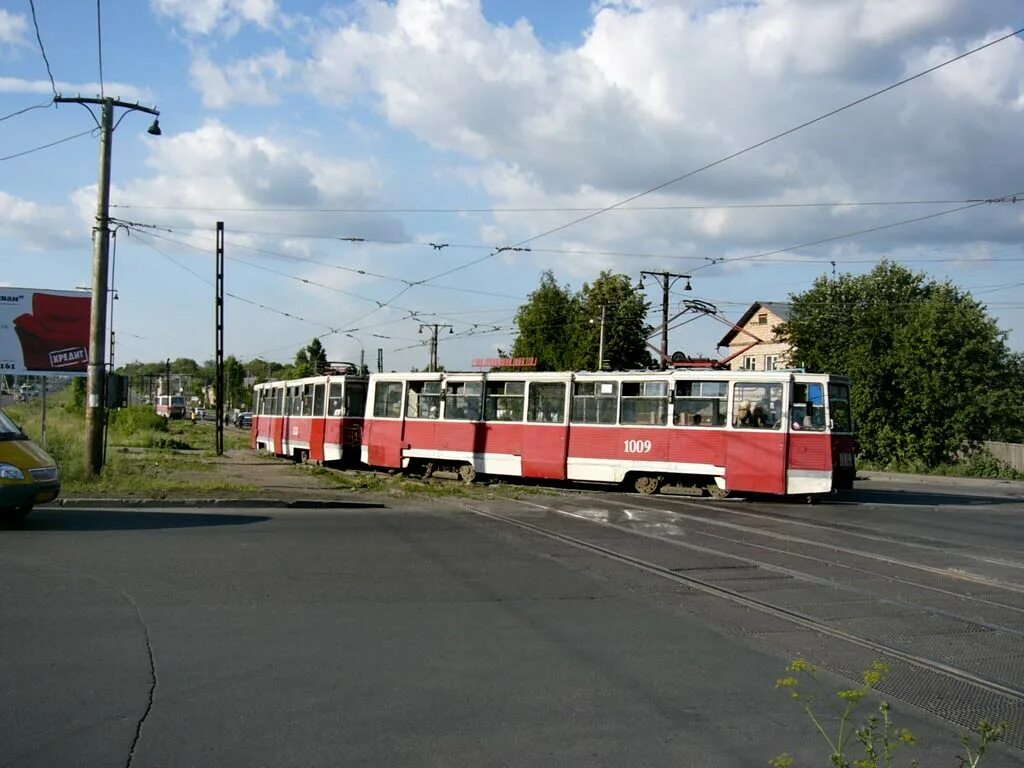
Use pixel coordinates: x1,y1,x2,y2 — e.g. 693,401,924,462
96,0,105,98
0,100,53,122
27,0,57,99
107,197,996,214
0,128,95,163
421,25,1024,282
689,199,1002,274
131,229,336,331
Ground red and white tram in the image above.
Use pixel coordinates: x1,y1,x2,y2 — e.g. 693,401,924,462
252,373,367,464
359,369,855,497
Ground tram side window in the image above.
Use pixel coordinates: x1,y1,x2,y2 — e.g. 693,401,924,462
301,384,315,416
620,381,669,426
485,381,525,421
346,380,367,418
313,384,326,417
674,381,727,426
275,387,285,416
791,383,826,431
289,385,303,416
828,383,853,433
527,382,567,423
571,381,618,424
373,381,403,418
733,383,783,429
328,383,343,416
445,381,483,421
407,381,441,419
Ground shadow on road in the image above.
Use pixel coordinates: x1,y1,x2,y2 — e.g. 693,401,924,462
4,509,273,532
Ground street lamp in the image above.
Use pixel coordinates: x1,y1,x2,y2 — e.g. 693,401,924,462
346,333,365,374
589,304,607,371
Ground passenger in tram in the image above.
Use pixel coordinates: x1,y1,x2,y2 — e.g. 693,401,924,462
735,400,753,426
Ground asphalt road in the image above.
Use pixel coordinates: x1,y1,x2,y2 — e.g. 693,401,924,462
2,480,1023,767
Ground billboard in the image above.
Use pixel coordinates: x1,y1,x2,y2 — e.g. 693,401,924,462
0,288,91,376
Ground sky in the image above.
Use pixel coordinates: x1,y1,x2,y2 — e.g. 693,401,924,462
1,0,1022,373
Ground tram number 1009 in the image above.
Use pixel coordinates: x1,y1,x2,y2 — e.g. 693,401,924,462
624,439,653,454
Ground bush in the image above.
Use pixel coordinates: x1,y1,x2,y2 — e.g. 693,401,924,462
108,406,168,437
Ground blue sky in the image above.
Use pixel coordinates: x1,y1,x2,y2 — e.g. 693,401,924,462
2,0,1023,372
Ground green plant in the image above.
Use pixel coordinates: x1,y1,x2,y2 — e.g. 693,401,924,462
957,721,1006,768
774,659,916,768
774,659,1007,767
108,405,168,436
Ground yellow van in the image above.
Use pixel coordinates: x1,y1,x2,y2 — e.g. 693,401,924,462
0,408,60,521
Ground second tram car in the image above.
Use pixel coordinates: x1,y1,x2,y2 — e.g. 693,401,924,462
252,373,367,464
155,395,187,420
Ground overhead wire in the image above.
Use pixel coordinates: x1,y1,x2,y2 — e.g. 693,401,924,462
96,0,105,98
0,100,54,122
0,128,95,163
27,0,58,99
107,197,1004,214
412,25,1024,285
130,229,336,331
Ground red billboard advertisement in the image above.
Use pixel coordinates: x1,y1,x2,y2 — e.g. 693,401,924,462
0,288,91,375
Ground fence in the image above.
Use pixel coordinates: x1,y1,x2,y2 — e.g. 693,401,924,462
985,441,1024,474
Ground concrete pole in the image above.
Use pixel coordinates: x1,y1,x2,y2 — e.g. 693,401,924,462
83,99,113,476
598,304,606,371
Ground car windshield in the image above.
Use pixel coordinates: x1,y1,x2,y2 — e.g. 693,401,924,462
0,408,26,440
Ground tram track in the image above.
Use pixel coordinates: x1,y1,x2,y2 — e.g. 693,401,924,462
462,495,1024,749
616,495,1024,594
654,496,1024,569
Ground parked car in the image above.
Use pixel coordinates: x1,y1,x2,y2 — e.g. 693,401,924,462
234,411,253,429
0,407,59,521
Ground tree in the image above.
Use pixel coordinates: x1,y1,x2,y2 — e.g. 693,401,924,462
306,338,328,375
511,270,653,371
574,272,654,370
224,355,247,410
777,261,1023,468
511,272,578,370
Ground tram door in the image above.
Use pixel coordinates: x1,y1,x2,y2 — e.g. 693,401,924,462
724,380,787,494
521,381,569,480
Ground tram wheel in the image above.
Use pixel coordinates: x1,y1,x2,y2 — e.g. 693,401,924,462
634,475,661,495
458,463,477,483
706,483,730,499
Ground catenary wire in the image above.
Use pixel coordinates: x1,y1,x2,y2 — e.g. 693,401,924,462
107,197,1006,214
96,0,104,98
417,26,1024,283
0,100,53,122
0,128,95,163
27,0,57,99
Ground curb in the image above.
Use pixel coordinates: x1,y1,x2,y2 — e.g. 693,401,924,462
856,471,1024,491
53,498,368,509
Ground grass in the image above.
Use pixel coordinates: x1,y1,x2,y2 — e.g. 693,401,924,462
858,448,1024,481
299,463,551,500
5,396,257,496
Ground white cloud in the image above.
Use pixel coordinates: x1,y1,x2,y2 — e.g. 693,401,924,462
150,0,278,36
0,9,27,50
0,191,85,250
191,49,295,108
297,0,1023,269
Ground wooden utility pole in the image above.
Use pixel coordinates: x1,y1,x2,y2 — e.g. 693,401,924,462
55,95,161,475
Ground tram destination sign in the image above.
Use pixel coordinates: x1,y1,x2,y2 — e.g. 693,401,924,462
0,287,91,376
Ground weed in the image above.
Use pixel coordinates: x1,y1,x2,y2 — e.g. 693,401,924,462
774,659,1007,767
